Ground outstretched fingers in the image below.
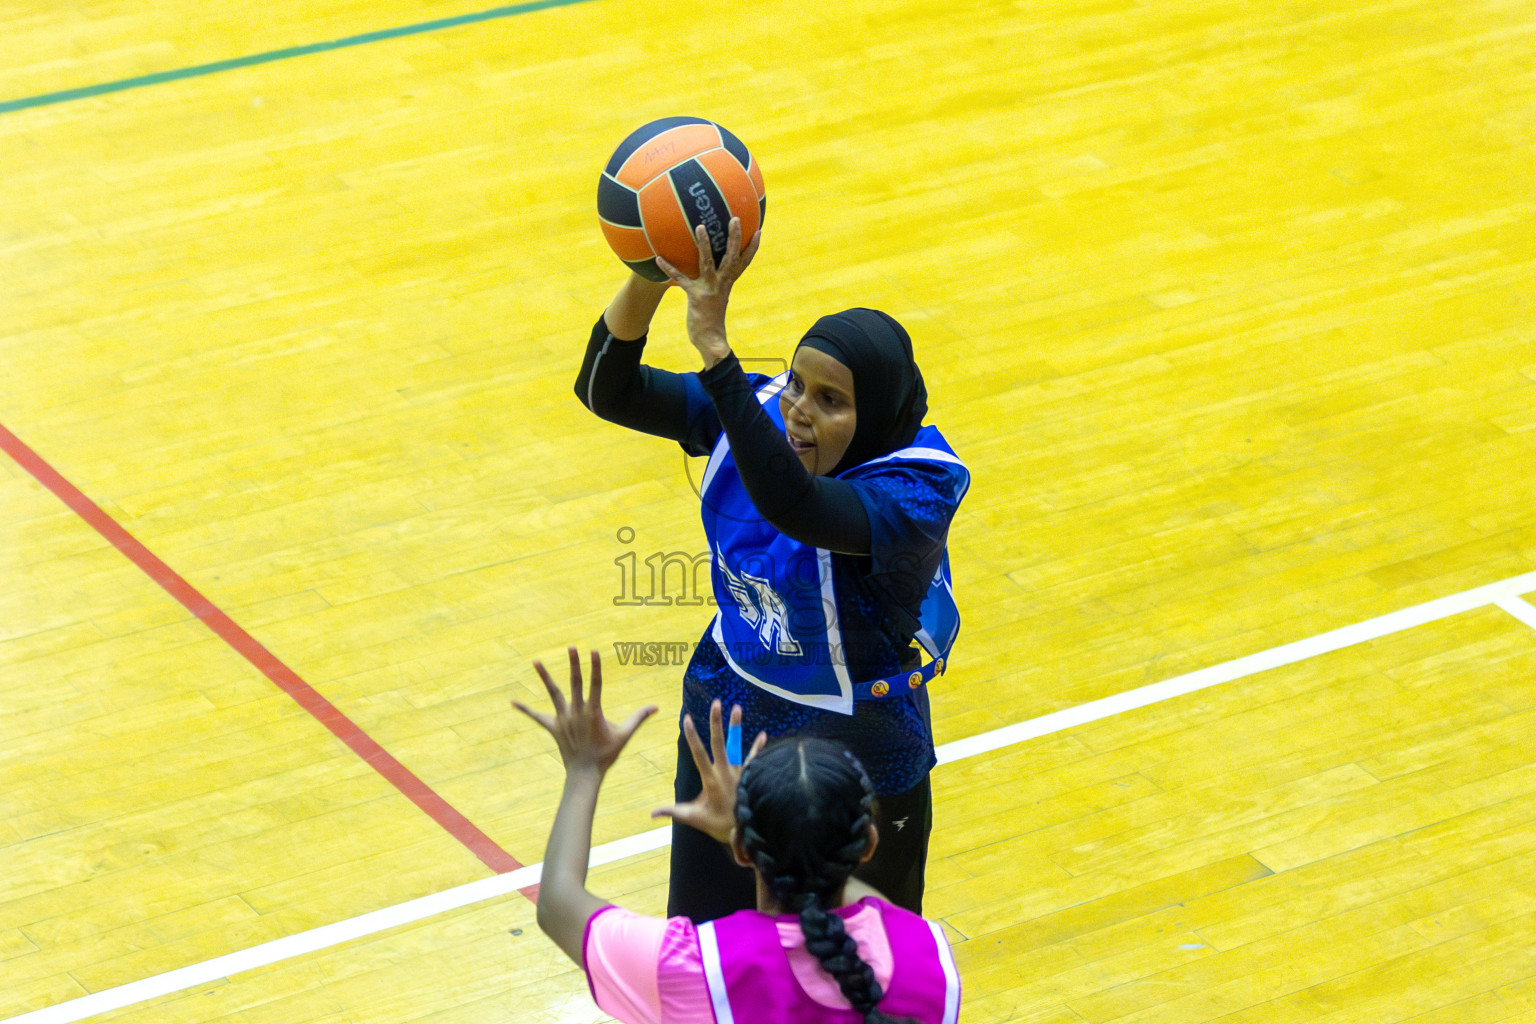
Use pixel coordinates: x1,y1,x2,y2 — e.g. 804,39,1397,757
617,703,659,744
708,699,728,762
682,712,711,776
511,699,557,735
531,659,568,717
745,729,768,765
565,645,584,709
586,648,603,716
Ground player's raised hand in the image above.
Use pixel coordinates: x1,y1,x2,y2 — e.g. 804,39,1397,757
514,647,657,776
654,218,762,369
652,699,767,843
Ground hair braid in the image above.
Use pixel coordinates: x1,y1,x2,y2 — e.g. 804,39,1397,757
735,740,920,1024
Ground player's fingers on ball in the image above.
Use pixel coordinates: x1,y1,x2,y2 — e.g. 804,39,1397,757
654,254,683,282
694,224,715,273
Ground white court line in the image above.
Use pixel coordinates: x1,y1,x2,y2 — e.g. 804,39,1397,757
936,569,1536,764
10,567,1536,1024
1495,594,1536,632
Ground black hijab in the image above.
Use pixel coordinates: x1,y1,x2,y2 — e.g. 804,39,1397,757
796,308,928,476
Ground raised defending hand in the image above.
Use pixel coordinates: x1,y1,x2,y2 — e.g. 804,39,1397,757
651,699,767,843
514,647,657,776
653,217,762,369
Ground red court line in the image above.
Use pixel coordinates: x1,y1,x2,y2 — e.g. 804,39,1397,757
1,421,525,879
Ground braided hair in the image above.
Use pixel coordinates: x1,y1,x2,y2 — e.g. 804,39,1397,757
734,738,919,1024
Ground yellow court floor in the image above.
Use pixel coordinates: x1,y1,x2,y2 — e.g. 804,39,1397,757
3,0,1536,1022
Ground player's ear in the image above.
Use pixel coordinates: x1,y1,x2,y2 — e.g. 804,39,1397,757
729,828,753,868
859,822,878,864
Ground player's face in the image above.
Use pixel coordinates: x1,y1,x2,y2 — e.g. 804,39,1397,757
780,347,856,476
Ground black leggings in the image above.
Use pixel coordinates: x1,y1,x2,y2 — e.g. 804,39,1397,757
666,731,933,922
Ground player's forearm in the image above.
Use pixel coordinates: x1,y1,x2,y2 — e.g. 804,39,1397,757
698,355,873,552
683,304,731,369
602,273,669,341
535,767,609,963
543,768,599,889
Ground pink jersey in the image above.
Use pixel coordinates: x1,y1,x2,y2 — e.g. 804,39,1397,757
582,897,960,1024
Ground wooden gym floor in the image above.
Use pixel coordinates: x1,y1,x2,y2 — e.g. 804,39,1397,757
3,0,1536,1021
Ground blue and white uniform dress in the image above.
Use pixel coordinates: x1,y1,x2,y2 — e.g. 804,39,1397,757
682,370,969,794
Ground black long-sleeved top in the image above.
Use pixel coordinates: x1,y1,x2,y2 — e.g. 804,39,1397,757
575,317,872,554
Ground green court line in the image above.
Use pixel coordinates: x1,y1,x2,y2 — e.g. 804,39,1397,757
0,0,596,115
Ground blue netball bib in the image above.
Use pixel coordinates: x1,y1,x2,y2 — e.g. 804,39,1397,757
699,372,965,715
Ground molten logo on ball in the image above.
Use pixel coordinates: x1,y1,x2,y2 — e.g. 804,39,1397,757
687,181,727,258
